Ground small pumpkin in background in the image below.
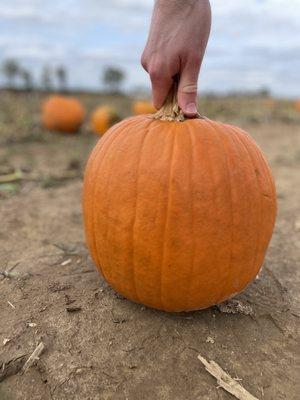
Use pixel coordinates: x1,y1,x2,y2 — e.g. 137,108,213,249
83,83,277,312
294,100,300,112
42,95,85,133
90,106,120,136
133,100,156,115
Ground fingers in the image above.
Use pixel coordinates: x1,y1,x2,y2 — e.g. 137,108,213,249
141,54,174,109
141,55,200,115
150,73,173,109
177,60,200,117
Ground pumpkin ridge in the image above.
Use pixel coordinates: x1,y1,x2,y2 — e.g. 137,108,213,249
205,120,235,303
184,122,196,310
230,127,276,201
84,124,120,276
226,126,263,283
89,122,132,279
233,128,276,211
93,119,146,282
253,142,276,204
131,120,156,304
234,130,277,268
103,119,151,272
159,124,177,310
198,119,235,304
130,120,175,308
259,153,277,215
236,132,276,272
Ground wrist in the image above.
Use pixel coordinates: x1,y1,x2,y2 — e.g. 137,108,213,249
155,0,202,6
155,0,200,4
154,0,208,13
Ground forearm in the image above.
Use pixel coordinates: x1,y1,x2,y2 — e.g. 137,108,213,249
148,0,211,52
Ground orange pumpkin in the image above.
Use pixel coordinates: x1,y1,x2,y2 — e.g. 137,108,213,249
133,100,156,115
294,100,300,112
42,95,85,133
83,88,277,312
90,106,120,136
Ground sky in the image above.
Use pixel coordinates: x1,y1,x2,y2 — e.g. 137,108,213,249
0,0,299,97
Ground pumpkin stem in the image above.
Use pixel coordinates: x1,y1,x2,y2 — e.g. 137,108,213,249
153,76,203,122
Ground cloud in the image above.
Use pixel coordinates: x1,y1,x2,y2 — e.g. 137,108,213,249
0,0,299,96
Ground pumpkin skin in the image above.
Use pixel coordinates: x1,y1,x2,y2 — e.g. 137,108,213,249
91,106,120,136
42,95,85,133
133,100,156,115
83,116,277,312
295,100,300,112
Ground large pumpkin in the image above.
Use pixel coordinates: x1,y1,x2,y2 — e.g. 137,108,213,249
83,88,277,312
42,95,85,133
90,106,120,136
133,100,156,115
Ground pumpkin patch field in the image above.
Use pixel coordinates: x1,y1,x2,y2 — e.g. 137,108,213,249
0,91,299,400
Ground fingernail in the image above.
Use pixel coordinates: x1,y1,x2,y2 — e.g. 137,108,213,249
185,103,197,115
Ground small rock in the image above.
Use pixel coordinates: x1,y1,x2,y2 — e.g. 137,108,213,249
3,338,10,346
206,336,215,344
68,159,81,171
112,318,127,324
294,220,300,232
49,282,72,292
66,306,82,313
114,292,125,300
217,299,254,317
65,294,76,305
61,259,72,266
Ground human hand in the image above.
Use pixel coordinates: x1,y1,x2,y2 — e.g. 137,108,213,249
142,0,211,117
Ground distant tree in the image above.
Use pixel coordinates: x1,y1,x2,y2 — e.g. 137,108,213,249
103,66,125,93
258,87,271,98
20,69,33,91
2,59,20,89
56,66,67,92
41,66,53,92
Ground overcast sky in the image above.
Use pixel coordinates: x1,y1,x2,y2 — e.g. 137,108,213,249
0,0,299,97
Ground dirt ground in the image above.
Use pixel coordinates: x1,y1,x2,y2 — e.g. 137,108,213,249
0,91,299,400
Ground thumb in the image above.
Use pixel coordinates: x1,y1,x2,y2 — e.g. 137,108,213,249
177,63,200,117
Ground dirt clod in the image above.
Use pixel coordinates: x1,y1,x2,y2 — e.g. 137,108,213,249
217,300,254,317
66,306,82,313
